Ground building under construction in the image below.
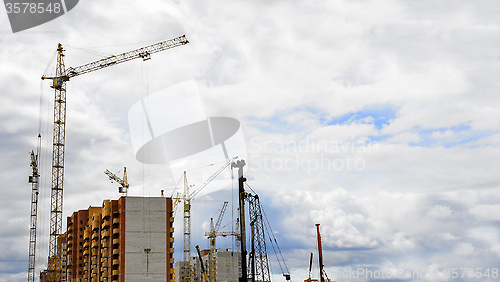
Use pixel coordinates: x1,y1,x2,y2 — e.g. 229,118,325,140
43,196,175,282
31,35,291,282
175,248,241,282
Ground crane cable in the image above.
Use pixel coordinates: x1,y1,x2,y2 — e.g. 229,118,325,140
140,57,153,249
37,60,54,273
63,44,113,59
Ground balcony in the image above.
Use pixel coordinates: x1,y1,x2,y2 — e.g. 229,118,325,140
92,233,99,240
112,249,119,255
101,231,110,238
91,241,98,249
112,218,120,225
102,251,109,257
112,228,120,235
112,259,119,266
102,207,111,219
112,239,119,245
101,221,110,229
102,271,109,277
83,250,90,256
112,270,119,276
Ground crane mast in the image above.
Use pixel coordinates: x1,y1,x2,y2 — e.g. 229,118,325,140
207,202,228,282
41,35,188,281
28,150,40,282
45,44,66,282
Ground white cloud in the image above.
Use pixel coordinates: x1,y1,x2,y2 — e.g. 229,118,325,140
439,233,459,240
455,242,475,256
425,205,454,219
431,130,454,140
469,204,500,221
2,0,500,281
387,132,420,144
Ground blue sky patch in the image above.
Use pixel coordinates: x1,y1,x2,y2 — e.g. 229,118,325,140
408,125,496,148
246,106,329,134
367,134,393,143
247,104,399,134
327,104,399,130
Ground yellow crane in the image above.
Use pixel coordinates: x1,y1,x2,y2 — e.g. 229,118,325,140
41,35,188,281
196,245,209,282
172,156,238,282
104,167,129,195
204,202,240,282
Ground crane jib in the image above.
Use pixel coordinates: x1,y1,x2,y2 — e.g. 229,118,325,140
65,35,188,79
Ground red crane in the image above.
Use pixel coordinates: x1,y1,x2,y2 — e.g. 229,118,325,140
315,224,325,282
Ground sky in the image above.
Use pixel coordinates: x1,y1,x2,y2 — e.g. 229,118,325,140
1,0,500,281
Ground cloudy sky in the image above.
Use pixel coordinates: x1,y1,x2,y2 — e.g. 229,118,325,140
1,0,500,281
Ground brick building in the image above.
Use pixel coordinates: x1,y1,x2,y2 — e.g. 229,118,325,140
62,196,174,282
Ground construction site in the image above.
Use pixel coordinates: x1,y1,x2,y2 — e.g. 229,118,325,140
27,35,331,282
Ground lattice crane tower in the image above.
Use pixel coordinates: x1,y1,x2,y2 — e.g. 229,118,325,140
41,35,188,281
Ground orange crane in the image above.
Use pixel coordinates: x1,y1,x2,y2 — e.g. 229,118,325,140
40,35,188,281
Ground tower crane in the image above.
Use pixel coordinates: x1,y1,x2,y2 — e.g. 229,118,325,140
172,156,238,282
104,167,129,195
41,35,188,281
28,150,40,282
204,201,240,282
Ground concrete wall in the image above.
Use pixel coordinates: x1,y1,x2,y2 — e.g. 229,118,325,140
183,249,241,282
215,249,241,282
125,197,169,282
